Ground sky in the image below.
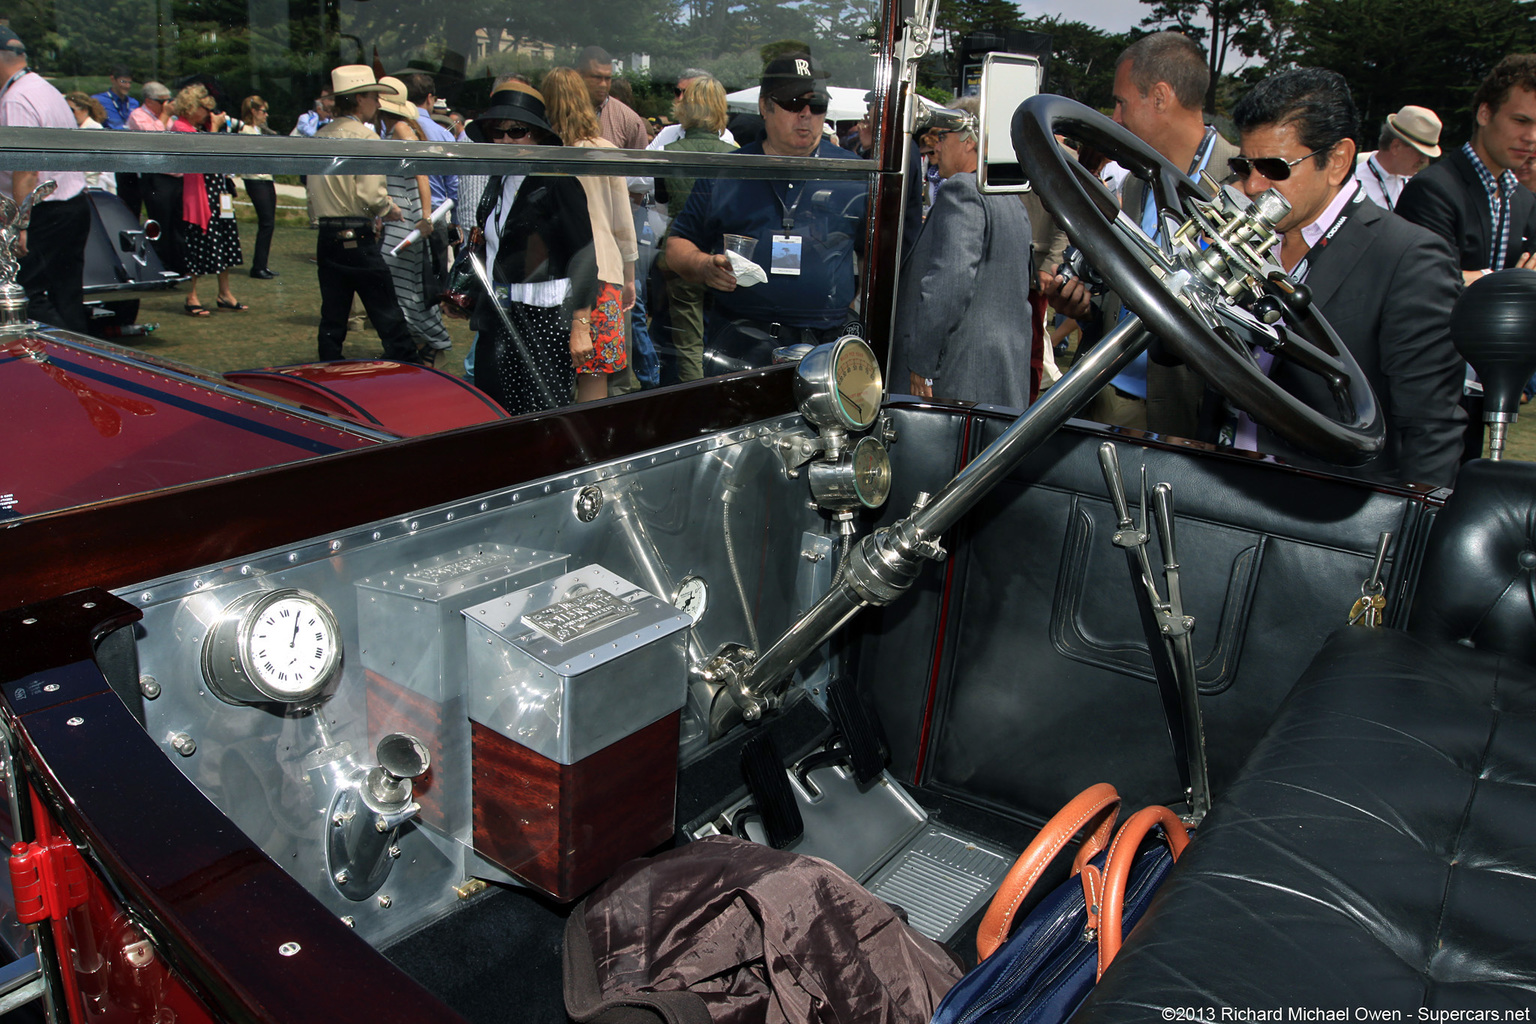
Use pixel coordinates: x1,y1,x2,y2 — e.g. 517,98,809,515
1014,0,1153,36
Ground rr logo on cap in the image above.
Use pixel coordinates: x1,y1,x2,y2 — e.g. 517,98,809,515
795,59,810,77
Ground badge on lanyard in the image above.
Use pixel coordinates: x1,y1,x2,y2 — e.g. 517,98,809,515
219,193,235,219
770,234,803,276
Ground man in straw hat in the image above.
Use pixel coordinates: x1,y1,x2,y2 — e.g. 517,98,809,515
1399,54,1536,284
1351,104,1442,210
305,64,423,363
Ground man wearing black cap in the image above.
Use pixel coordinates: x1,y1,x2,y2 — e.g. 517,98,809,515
306,65,422,364
664,53,865,365
0,27,90,334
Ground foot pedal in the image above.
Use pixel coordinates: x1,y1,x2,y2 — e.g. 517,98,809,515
826,677,885,785
740,732,803,849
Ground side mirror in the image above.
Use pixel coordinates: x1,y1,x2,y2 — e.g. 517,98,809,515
976,52,1042,194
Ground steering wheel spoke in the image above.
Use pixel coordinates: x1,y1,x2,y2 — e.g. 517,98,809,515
1015,95,1383,466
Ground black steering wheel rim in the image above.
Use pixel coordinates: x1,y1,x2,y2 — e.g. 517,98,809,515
1013,94,1384,466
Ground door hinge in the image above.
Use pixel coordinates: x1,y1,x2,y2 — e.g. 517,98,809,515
8,839,88,924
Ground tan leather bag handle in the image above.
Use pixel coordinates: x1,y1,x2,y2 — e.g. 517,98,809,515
976,783,1121,962
1095,804,1190,979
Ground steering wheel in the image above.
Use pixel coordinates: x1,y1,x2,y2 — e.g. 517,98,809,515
1013,94,1384,466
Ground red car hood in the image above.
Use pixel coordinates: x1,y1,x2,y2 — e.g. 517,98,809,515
2,333,384,520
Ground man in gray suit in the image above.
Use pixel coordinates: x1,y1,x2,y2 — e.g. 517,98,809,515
891,100,1040,409
1215,68,1466,487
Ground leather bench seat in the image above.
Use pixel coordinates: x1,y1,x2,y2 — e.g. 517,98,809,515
1074,460,1536,1016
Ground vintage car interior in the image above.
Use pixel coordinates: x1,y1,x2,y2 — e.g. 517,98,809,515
3,7,1536,1022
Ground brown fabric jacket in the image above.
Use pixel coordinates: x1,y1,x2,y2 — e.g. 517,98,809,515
565,835,963,1024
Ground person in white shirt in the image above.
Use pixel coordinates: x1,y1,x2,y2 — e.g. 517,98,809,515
1350,104,1442,209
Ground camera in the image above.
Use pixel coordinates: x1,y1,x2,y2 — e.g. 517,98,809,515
1056,246,1108,296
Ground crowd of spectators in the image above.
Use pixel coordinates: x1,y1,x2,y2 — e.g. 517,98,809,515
3,24,1536,456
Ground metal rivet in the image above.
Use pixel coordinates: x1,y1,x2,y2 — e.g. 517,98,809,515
377,894,392,908
287,553,298,562
330,540,341,551
278,942,301,956
139,676,161,699
66,717,84,727
170,733,196,755
20,618,36,625
42,684,59,693
334,870,350,885
81,601,96,609
340,917,355,929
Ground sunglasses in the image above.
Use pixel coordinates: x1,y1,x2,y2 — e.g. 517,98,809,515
486,124,532,141
1227,147,1328,182
773,94,829,116
674,85,685,97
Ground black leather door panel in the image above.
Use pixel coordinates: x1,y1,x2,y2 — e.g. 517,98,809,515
857,406,1436,822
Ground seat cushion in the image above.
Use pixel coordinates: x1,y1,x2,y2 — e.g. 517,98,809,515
1073,626,1536,1018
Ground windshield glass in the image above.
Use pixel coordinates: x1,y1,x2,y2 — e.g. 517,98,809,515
0,0,892,520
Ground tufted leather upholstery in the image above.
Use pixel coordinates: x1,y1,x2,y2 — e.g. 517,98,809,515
1410,459,1536,666
1072,461,1536,1017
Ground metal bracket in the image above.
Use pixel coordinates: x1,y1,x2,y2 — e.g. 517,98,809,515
764,428,825,478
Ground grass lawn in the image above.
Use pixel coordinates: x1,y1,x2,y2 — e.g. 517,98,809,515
109,205,1536,466
113,210,473,379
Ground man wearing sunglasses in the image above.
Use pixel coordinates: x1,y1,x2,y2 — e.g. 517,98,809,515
664,53,866,367
1198,68,1464,487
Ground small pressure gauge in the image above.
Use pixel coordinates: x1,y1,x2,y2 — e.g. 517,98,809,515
793,335,884,432
202,588,343,706
807,435,893,511
850,435,893,508
674,576,709,623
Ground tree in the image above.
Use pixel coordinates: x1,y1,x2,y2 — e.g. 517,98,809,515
1023,16,1131,111
1285,0,1536,141
1139,0,1289,110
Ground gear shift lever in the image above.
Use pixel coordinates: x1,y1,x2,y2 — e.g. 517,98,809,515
1449,270,1536,460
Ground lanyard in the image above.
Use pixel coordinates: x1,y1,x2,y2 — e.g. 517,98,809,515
1140,126,1218,241
774,180,810,231
1291,184,1362,283
0,68,27,105
1366,156,1395,207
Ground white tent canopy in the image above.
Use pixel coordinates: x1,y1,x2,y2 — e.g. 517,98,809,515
725,86,946,123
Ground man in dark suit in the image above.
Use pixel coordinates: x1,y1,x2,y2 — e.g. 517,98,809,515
1397,54,1536,283
1221,68,1466,487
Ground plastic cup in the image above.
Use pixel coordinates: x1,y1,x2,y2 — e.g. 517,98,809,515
723,234,758,260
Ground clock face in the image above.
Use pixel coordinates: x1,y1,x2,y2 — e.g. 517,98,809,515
242,594,341,701
674,576,708,623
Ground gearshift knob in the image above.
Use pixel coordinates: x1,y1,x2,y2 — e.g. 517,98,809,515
1450,269,1536,420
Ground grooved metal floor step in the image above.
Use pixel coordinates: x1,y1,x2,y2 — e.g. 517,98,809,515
864,825,1016,943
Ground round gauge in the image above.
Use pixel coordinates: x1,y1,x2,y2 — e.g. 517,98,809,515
674,576,709,623
202,588,342,706
831,337,884,430
793,335,885,432
851,436,893,508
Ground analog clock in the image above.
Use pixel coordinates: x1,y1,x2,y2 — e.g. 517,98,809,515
202,588,343,706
